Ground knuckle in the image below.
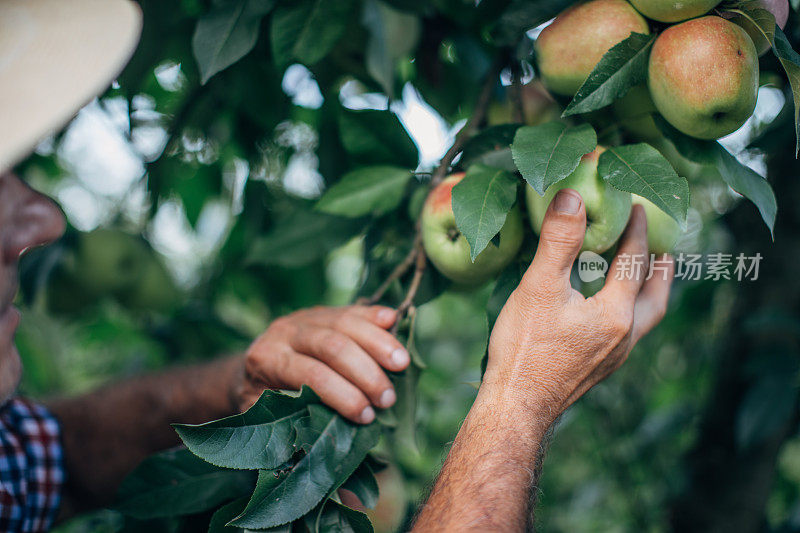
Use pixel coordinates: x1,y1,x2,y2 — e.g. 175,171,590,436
322,331,349,356
609,310,634,339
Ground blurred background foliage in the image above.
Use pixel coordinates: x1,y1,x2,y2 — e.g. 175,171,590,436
11,0,800,530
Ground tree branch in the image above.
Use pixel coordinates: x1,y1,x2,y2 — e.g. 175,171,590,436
430,59,502,187
368,59,502,323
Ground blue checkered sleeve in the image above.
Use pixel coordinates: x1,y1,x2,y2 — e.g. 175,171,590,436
0,398,65,532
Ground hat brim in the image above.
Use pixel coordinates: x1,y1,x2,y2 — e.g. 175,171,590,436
0,0,142,172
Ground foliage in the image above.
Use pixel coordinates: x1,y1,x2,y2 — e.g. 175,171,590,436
11,0,800,531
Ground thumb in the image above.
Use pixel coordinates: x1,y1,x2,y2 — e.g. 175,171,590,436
528,188,586,286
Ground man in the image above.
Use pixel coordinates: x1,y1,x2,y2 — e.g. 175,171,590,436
1,1,410,528
0,0,673,531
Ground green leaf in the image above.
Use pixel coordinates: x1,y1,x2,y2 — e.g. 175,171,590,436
245,210,362,268
340,462,380,510
362,0,420,98
115,448,255,519
459,124,521,172
304,499,375,533
208,497,291,533
231,406,380,529
174,387,319,470
338,109,419,168
714,146,777,237
316,167,413,218
598,144,689,226
511,122,597,196
773,27,800,156
271,0,358,67
563,33,655,117
192,0,275,84
736,375,798,450
451,165,518,261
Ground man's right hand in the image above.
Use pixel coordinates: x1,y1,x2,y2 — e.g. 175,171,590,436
484,188,674,426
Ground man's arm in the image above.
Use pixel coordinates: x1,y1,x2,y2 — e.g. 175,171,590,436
414,189,674,531
48,355,244,515
415,385,553,531
49,304,408,517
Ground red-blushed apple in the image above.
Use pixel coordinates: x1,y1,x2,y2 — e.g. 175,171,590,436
525,147,632,254
630,0,721,22
535,0,650,96
421,173,523,285
648,16,759,140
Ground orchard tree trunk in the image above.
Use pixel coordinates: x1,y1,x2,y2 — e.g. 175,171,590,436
669,141,800,532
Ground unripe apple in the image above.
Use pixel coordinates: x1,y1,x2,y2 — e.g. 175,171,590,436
525,147,632,254
648,16,759,140
535,0,650,96
421,174,524,285
629,0,721,22
633,195,682,254
614,84,661,141
725,0,790,55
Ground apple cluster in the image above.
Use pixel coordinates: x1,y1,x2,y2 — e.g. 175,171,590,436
537,0,788,140
421,162,679,286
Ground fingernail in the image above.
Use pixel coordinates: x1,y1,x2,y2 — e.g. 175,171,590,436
377,308,396,323
391,348,410,368
553,189,581,214
360,406,375,424
380,388,396,408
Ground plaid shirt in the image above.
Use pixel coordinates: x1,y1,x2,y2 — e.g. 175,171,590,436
0,398,64,532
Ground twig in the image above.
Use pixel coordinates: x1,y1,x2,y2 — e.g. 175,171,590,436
391,243,427,335
363,235,421,304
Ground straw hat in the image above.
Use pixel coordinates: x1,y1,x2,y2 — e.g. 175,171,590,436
0,0,142,173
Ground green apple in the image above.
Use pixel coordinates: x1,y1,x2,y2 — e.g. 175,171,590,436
633,195,682,254
525,147,632,254
648,16,759,140
74,229,146,294
535,0,649,96
725,0,789,55
650,138,708,181
629,0,721,22
614,84,661,141
421,174,523,285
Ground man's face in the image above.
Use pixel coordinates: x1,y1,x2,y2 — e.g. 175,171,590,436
0,172,65,403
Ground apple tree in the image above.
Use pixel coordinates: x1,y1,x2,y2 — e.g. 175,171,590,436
14,0,800,531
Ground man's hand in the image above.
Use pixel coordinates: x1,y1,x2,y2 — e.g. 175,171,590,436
240,305,410,424
413,189,674,531
484,188,674,424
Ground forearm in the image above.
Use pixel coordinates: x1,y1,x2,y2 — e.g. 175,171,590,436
413,383,554,532
47,355,244,516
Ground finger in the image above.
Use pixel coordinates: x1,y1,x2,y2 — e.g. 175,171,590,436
522,189,586,292
278,350,377,424
346,305,398,330
292,327,397,409
596,205,649,305
332,312,409,372
631,254,674,342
